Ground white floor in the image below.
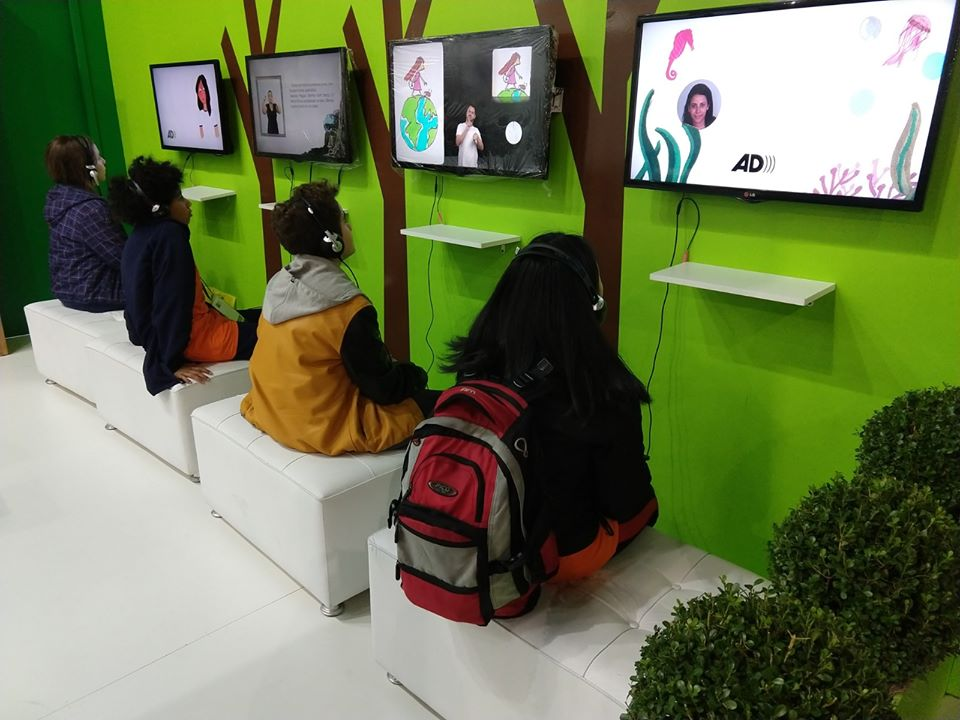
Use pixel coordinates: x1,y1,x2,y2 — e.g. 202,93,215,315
0,339,440,720
3,338,958,720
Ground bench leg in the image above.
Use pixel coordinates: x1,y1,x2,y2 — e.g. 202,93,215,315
188,475,200,484
105,424,116,431
45,378,57,385
320,602,344,618
386,673,402,686
210,509,222,519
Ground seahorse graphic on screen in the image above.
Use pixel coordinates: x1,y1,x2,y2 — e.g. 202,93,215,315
666,29,694,80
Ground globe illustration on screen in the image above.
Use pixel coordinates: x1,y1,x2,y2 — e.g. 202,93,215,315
496,88,529,103
399,95,438,152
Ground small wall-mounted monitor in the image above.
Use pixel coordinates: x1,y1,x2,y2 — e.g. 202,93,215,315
388,26,558,179
150,60,233,155
245,48,353,164
624,0,960,211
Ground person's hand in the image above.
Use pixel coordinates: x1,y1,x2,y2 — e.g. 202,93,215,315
473,131,481,145
174,363,213,384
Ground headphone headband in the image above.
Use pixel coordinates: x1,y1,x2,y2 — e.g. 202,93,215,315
515,243,606,313
129,179,162,215
299,195,344,258
78,136,98,184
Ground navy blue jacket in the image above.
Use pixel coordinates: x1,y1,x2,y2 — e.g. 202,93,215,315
44,184,126,311
121,219,195,395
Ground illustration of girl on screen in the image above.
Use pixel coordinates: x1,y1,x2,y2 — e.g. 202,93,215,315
404,57,430,97
262,90,282,135
498,52,526,93
195,74,220,140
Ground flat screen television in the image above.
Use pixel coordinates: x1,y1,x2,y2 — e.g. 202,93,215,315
150,60,233,155
624,0,960,210
388,26,558,179
245,48,353,163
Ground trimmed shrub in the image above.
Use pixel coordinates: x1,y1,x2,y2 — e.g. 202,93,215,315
768,473,960,685
623,581,897,720
856,385,960,519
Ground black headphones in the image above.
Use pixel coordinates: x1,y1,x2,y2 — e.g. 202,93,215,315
300,195,344,258
515,243,606,313
78,136,98,184
129,178,164,216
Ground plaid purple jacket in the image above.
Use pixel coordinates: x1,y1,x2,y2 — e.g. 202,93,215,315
44,184,126,311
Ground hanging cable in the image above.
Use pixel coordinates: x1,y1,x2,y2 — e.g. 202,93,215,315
645,194,700,456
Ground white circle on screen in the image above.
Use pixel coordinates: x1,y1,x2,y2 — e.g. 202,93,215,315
505,122,522,145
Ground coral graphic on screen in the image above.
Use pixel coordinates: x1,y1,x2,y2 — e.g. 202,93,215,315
633,89,701,182
813,103,921,199
665,29,694,80
884,15,931,66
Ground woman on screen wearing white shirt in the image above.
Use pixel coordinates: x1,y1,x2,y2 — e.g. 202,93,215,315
195,74,220,141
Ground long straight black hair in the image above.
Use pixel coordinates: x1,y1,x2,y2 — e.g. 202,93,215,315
444,232,650,420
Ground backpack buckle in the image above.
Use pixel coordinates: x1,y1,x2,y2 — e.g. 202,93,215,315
512,357,554,391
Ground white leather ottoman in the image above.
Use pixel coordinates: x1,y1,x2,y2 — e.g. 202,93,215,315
192,395,405,616
24,299,127,402
85,337,251,478
368,527,761,719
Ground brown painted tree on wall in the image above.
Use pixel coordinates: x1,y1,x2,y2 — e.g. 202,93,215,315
343,0,431,360
221,0,283,279
535,0,659,347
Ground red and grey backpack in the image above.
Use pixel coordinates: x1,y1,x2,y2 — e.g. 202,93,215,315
388,360,558,625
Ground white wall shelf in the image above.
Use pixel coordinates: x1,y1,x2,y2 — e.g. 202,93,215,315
650,262,835,307
182,186,236,202
401,224,520,249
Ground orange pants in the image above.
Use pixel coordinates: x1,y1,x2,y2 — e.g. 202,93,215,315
550,498,659,583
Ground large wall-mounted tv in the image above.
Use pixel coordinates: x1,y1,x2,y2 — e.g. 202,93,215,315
624,0,960,211
388,26,558,179
150,60,233,155
245,48,353,164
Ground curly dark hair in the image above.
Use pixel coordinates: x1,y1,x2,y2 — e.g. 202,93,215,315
108,156,183,225
272,180,342,257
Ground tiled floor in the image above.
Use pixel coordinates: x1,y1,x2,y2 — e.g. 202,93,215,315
0,339,439,720
2,337,957,720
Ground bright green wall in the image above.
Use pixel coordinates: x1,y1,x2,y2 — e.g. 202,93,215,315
0,0,125,337
101,0,960,580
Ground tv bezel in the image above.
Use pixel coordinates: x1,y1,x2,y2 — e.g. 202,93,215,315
244,47,353,164
387,25,557,179
623,0,960,211
149,59,234,156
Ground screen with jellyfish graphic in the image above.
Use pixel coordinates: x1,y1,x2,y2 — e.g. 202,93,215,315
388,26,557,178
624,0,960,210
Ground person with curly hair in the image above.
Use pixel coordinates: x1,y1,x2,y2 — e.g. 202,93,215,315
240,180,437,455
108,156,258,394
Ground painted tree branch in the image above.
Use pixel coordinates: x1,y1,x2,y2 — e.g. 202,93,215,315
222,0,283,279
343,0,431,359
535,0,658,347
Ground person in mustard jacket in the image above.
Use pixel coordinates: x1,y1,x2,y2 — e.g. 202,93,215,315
241,180,437,454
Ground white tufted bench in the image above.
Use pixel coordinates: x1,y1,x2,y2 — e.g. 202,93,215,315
24,299,128,402
368,526,761,719
192,395,405,616
85,337,251,478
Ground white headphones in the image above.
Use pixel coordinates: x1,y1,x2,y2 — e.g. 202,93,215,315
85,164,98,182
301,196,344,256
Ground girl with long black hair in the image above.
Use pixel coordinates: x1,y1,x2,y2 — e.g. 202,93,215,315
445,232,658,582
